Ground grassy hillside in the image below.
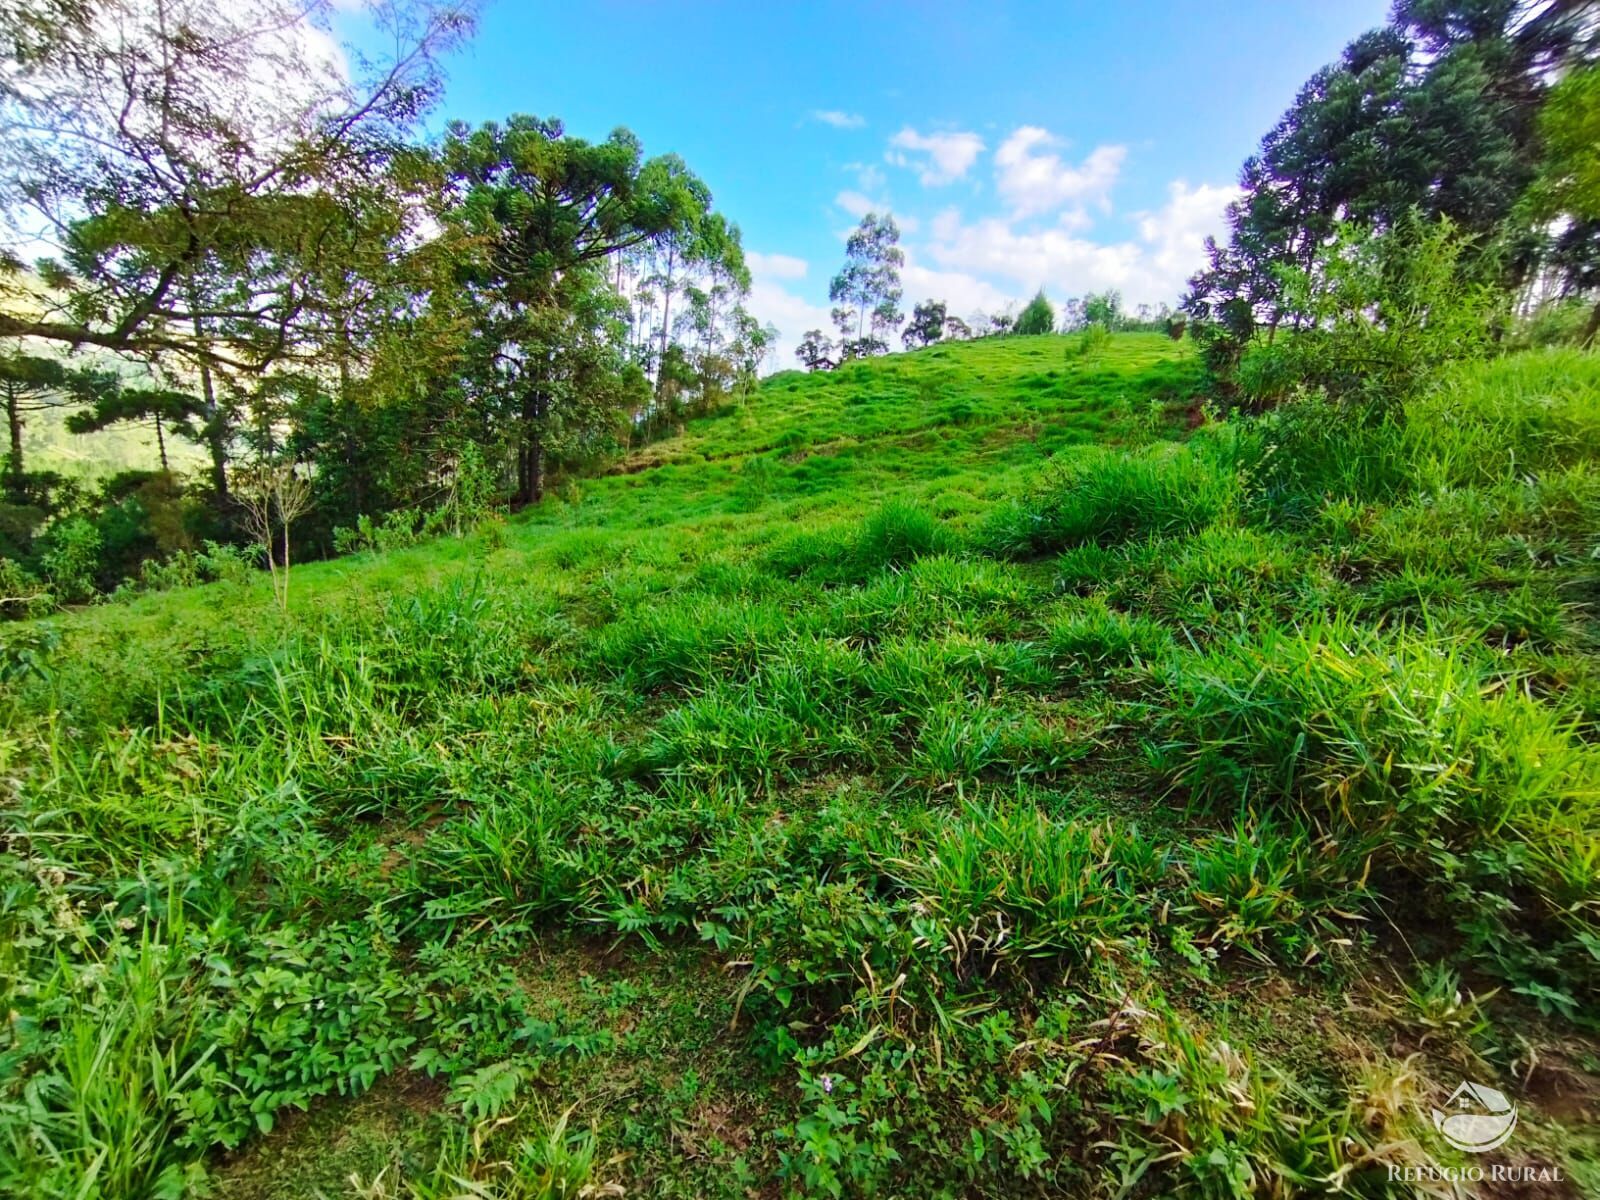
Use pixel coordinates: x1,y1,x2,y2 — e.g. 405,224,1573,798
3,333,1598,1198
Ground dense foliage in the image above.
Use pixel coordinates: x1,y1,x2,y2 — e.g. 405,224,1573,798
1185,0,1600,392
0,0,769,608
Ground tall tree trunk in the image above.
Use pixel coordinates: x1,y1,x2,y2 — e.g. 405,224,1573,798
514,386,549,506
530,387,547,503
528,428,544,503
205,419,229,500
154,413,169,473
658,246,676,386
191,305,229,501
5,385,22,482
337,308,364,516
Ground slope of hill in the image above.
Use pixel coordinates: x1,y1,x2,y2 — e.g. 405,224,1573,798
3,334,1598,1198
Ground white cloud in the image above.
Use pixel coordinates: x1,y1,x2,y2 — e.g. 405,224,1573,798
925,215,1142,295
914,176,1237,308
1134,179,1241,289
901,259,1015,324
993,128,1125,218
746,278,835,370
834,190,877,219
844,161,887,192
746,251,808,280
886,127,985,186
812,109,865,129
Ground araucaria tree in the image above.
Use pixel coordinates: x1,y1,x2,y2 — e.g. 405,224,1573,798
0,0,472,370
0,0,473,519
438,117,717,504
829,213,904,359
1183,0,1596,384
0,1,757,610
0,353,110,488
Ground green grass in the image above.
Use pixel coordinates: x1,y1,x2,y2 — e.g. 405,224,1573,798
3,334,1599,1198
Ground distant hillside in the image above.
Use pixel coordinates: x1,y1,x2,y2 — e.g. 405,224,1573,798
21,399,207,480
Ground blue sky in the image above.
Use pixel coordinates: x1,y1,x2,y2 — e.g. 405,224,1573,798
420,0,1392,352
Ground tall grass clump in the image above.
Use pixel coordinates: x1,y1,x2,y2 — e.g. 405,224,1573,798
0,924,211,1199
1224,396,1409,525
1044,597,1170,676
763,500,955,584
590,594,804,691
892,798,1146,973
979,444,1235,559
852,500,954,571
1403,350,1600,489
1154,619,1600,997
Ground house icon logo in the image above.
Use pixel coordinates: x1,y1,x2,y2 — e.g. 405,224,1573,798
1432,1081,1518,1153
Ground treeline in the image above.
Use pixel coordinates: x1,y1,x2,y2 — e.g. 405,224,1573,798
1183,0,1600,405
0,0,773,614
794,213,1180,371
797,1,1600,382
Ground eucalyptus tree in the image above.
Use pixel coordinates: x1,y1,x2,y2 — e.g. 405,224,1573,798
829,213,903,358
659,212,752,419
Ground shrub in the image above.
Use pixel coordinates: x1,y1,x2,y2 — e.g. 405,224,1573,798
981,446,1235,558
138,549,202,591
1068,324,1111,361
0,556,51,618
1235,215,1507,412
1013,290,1055,336
331,508,423,556
37,516,102,604
853,500,952,572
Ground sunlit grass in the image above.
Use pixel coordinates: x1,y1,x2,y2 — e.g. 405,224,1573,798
3,337,1598,1198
